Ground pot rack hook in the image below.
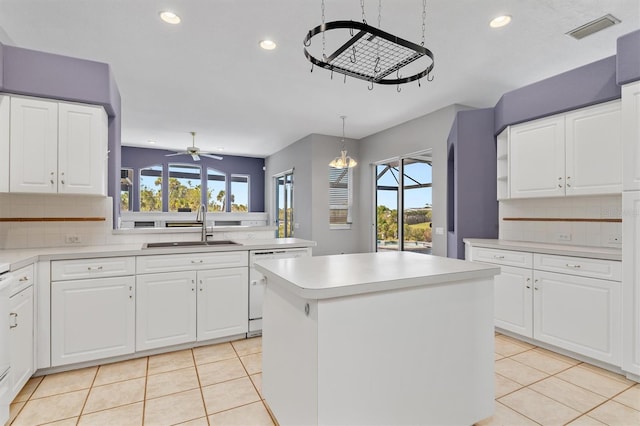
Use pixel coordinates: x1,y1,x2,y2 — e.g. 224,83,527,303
418,78,422,88
374,57,381,73
397,84,401,93
368,80,374,91
350,46,357,63
427,70,434,82
304,37,311,47
344,74,347,84
330,69,334,80
311,63,314,73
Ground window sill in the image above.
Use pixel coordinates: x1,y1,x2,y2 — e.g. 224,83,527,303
330,224,352,230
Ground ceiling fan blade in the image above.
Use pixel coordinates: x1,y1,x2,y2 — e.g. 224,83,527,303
191,153,200,161
165,152,185,157
201,153,223,160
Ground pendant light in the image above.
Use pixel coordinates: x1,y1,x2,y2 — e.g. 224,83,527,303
329,116,357,169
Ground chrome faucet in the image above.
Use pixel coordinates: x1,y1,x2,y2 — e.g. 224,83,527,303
196,204,207,241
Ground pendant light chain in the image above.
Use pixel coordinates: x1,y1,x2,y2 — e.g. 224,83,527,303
360,0,367,24
321,0,326,58
378,0,382,28
421,0,427,46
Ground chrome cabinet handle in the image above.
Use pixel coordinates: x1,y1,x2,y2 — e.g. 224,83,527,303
9,312,18,328
61,172,65,185
493,255,505,259
50,171,55,184
565,264,581,268
19,276,29,282
87,266,103,271
190,260,204,264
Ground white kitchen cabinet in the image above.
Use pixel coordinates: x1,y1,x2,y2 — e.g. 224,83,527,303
622,82,640,191
9,97,59,194
9,286,34,398
468,245,622,366
565,101,622,195
0,95,9,192
135,271,197,351
57,102,108,195
8,95,107,196
623,192,640,377
494,265,534,337
51,275,135,366
496,129,509,200
507,101,622,199
509,115,565,198
197,267,248,341
533,270,621,366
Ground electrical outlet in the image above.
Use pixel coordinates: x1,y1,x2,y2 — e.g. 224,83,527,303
557,233,572,242
65,234,81,244
608,234,622,244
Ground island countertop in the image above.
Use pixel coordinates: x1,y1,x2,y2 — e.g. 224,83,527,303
255,251,500,299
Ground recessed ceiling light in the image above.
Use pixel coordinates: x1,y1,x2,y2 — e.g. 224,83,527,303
159,11,181,25
259,39,277,50
489,15,512,28
148,140,156,145
217,147,225,152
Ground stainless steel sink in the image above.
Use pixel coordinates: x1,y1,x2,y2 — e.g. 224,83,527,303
143,240,240,249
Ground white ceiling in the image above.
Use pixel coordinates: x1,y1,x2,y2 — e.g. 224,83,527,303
0,1,638,158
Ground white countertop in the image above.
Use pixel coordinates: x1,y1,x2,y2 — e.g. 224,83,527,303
0,238,316,271
463,239,622,261
254,251,500,300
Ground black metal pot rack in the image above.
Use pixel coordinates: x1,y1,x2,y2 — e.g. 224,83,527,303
303,20,434,87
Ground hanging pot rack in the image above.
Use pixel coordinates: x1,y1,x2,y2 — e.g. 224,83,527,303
303,20,434,86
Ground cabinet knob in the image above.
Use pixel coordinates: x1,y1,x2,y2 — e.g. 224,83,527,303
534,287,539,291
19,276,28,282
61,180,65,184
558,184,562,188
526,285,531,289
304,303,310,316
566,184,571,188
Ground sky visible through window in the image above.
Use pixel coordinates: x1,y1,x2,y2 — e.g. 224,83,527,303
377,164,432,208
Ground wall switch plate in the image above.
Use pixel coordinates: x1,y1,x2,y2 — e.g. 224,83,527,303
557,233,572,242
435,227,444,235
608,234,622,244
65,234,81,244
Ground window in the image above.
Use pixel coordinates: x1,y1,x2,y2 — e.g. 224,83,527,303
120,168,133,212
375,152,432,254
231,175,249,212
329,166,353,228
168,164,202,212
207,168,226,212
275,171,294,238
139,165,163,211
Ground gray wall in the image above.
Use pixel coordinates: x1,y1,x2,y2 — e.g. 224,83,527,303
356,104,471,256
265,134,360,255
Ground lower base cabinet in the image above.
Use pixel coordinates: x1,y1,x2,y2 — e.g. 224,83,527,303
51,276,135,366
9,286,34,397
533,271,621,366
468,245,622,366
135,268,249,351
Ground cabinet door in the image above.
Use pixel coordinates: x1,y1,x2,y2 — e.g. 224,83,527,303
565,101,622,196
533,271,621,365
509,115,565,198
197,267,249,341
9,286,34,398
58,102,107,195
0,95,9,192
622,82,640,191
623,192,640,375
136,271,197,351
9,97,58,193
51,276,135,366
494,266,533,337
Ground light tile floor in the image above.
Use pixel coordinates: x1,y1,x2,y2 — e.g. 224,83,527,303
7,334,640,425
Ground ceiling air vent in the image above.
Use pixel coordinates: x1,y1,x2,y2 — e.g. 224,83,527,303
567,14,621,40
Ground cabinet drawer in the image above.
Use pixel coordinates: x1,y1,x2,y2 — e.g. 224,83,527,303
51,257,135,281
470,247,533,268
137,251,248,274
533,253,621,281
10,263,34,296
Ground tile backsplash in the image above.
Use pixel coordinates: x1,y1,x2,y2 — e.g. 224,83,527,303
0,194,274,249
498,195,622,248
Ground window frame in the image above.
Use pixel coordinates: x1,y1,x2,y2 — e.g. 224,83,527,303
329,165,353,230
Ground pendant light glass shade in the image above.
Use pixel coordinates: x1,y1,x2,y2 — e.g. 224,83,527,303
329,116,357,169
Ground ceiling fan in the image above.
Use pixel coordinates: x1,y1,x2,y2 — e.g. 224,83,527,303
165,132,223,161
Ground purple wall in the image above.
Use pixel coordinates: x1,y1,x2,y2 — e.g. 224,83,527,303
121,146,265,212
447,108,498,259
0,43,121,223
494,56,620,134
617,30,640,85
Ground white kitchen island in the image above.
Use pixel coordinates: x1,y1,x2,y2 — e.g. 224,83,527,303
255,251,500,426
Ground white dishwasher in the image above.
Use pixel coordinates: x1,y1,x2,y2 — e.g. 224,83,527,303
248,248,311,336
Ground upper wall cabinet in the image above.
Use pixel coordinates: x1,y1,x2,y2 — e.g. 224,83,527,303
507,100,622,199
622,82,640,191
7,95,107,196
0,95,9,192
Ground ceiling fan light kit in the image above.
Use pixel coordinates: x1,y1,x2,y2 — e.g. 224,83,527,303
304,0,434,90
164,132,223,161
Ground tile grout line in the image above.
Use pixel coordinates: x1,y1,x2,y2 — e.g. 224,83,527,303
190,348,212,426
75,367,99,424
142,356,149,426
